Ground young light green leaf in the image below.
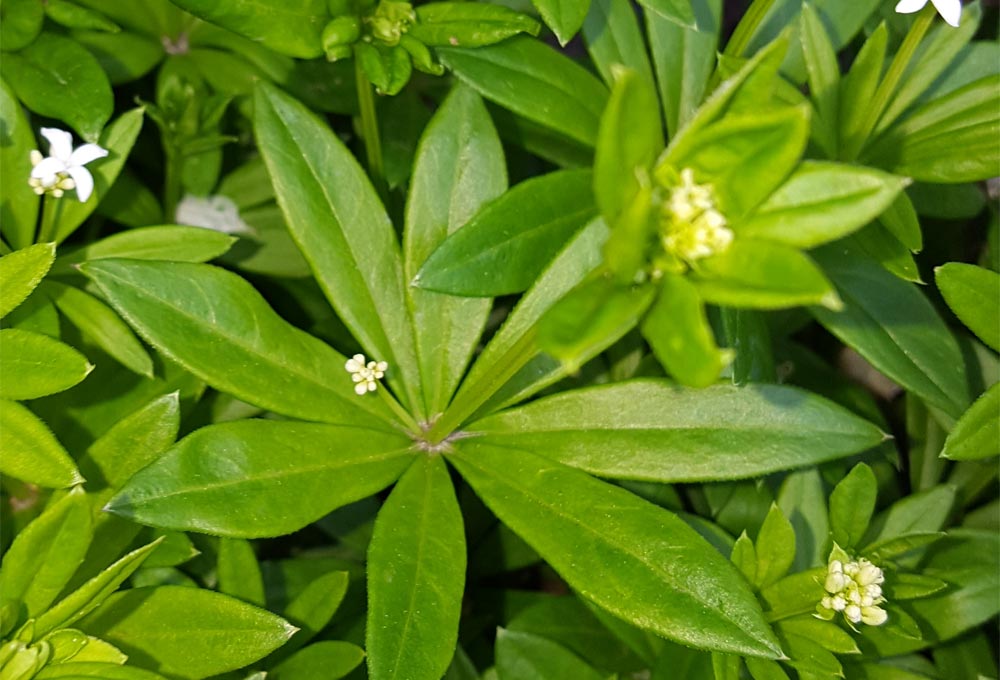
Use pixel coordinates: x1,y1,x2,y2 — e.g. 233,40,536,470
812,248,971,419
3,33,112,141
410,3,540,47
777,617,858,655
253,82,421,412
777,469,829,571
367,456,466,680
862,485,956,549
754,504,796,589
80,258,397,429
0,328,92,400
0,487,91,617
106,420,415,538
0,399,84,488
33,661,169,679
738,162,908,249
218,538,265,606
270,641,365,680
829,463,877,550
936,262,1000,352
414,169,595,297
731,532,758,585
448,442,783,658
0,243,55,319
745,657,791,680
77,586,296,679
468,381,885,482
404,85,505,412
941,382,1000,460
495,628,605,680
799,3,840,157
41,281,153,378
0,78,40,250
438,37,609,147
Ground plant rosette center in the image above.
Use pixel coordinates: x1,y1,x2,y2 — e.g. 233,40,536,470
654,167,734,275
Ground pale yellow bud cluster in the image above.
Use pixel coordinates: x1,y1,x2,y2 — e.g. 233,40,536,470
345,353,388,395
660,168,733,265
28,149,76,198
819,556,888,626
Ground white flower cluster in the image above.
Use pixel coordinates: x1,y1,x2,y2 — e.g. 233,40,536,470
819,554,888,626
345,354,388,395
28,128,107,202
661,168,733,264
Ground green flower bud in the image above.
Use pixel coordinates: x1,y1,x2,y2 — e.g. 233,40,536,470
400,35,443,76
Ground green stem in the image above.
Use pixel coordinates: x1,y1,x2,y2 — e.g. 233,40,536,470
722,0,776,59
37,197,64,244
163,143,183,223
378,385,421,433
354,59,387,200
846,5,935,159
425,327,539,443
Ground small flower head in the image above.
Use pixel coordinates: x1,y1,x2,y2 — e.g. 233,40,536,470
176,194,255,235
659,168,733,267
817,547,888,627
365,0,415,45
28,128,108,202
894,0,961,27
345,354,388,395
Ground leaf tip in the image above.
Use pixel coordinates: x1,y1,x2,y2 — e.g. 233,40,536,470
820,291,843,311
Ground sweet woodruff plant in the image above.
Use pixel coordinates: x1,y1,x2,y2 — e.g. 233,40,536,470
0,0,997,678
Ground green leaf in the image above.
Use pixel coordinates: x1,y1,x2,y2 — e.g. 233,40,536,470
218,538,265,606
863,485,956,548
448,442,782,657
253,82,421,412
0,328,93,399
828,463,877,550
844,221,921,283
34,540,161,637
49,108,145,243
410,3,540,47
271,641,365,680
745,658,790,680
438,37,609,147
839,24,887,159
693,239,839,310
1,0,45,52
80,258,396,429
165,0,327,58
367,456,465,680
414,169,595,296
886,573,948,600
34,661,168,679
942,382,1000,460
355,42,412,97
57,225,235,270
642,273,730,387
738,161,908,249
799,4,840,157
77,586,296,679
731,532,757,585
879,192,922,253
44,0,119,31
778,617,858,655
530,0,589,45
404,85,505,412
106,420,415,538
594,67,663,223
495,628,605,680
72,30,164,85
936,262,1000,352
468,381,884,482
812,248,971,419
0,243,55,319
280,571,350,657
583,0,656,88
2,32,112,141
754,504,796,590
0,487,91,617
646,0,721,137
0,399,83,488
40,281,153,378
0,78,39,249
777,469,829,571
635,0,694,27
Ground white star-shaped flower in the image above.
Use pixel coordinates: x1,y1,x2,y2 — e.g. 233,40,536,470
28,128,108,202
894,0,962,28
345,353,388,395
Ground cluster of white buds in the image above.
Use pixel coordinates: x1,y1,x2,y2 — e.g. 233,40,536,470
660,168,734,264
28,128,107,202
818,551,888,627
345,354,388,395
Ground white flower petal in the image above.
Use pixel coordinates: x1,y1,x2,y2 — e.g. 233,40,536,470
69,142,108,167
931,0,962,26
67,166,95,202
30,156,68,181
40,128,74,161
894,0,928,13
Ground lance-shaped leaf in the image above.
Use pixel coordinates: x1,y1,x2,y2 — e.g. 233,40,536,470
447,441,782,657
56,225,236,271
367,456,465,680
404,85,506,413
941,382,1000,461
438,37,609,147
414,169,595,296
812,248,971,419
77,586,296,679
0,399,83,488
106,420,416,537
936,262,1000,352
80,258,396,429
0,78,39,250
165,0,327,58
254,82,421,412
466,381,885,481
530,0,590,46
583,0,656,88
0,328,93,400
0,242,55,319
410,3,540,47
495,628,605,680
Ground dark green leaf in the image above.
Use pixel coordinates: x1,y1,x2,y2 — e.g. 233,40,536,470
1,0,44,52
495,628,605,680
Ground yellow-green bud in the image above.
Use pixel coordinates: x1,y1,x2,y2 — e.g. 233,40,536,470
323,15,361,51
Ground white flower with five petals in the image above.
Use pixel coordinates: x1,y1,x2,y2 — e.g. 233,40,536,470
345,354,388,395
894,0,962,27
28,128,108,202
